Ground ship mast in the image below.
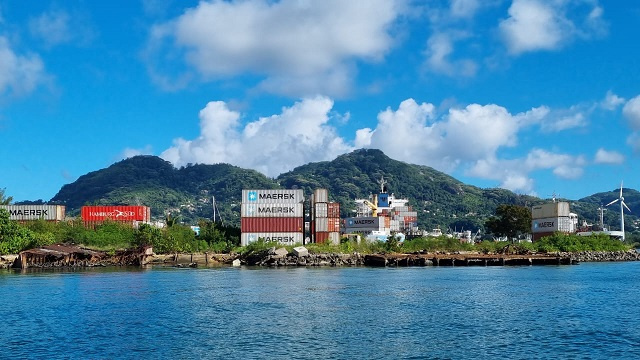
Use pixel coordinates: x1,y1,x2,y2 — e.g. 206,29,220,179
377,176,387,193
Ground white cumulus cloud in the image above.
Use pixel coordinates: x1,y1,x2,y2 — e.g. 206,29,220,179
601,90,625,110
450,0,481,18
161,96,353,176
158,96,594,195
622,95,640,130
29,10,72,47
28,9,94,48
499,0,605,55
594,148,624,164
147,0,402,96
466,149,586,194
356,99,566,192
0,36,46,97
425,32,477,77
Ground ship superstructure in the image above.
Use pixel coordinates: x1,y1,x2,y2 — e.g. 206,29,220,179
346,176,419,240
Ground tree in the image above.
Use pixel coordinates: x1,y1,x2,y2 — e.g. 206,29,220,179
0,188,13,205
0,209,35,254
485,204,531,241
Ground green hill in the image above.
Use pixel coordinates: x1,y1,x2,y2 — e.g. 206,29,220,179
48,149,639,234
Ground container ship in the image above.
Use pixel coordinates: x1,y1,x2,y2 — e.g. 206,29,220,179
344,176,419,242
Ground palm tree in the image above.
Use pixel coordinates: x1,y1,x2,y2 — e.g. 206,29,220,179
0,188,13,205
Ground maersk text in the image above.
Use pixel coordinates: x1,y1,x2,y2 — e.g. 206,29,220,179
257,207,296,214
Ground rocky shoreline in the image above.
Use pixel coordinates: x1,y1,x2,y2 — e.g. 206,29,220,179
237,247,640,267
561,250,640,262
2,247,639,269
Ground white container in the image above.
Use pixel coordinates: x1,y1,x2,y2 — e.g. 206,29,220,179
390,220,400,231
241,203,303,218
531,217,573,233
314,203,328,218
0,205,65,221
328,232,340,246
313,189,329,203
532,202,570,219
242,189,304,204
241,232,304,246
316,217,328,232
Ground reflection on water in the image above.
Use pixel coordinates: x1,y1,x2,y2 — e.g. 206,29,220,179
1,263,639,358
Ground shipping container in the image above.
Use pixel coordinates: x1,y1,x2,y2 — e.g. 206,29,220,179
396,216,417,222
313,189,329,203
241,203,303,218
314,203,328,218
328,218,340,232
532,202,570,219
328,232,340,245
315,231,329,244
393,206,410,212
396,211,417,217
315,218,328,232
241,232,304,247
390,219,400,232
315,217,341,232
0,205,65,221
81,206,150,222
241,217,303,233
242,189,304,204
531,216,574,233
83,220,143,230
345,217,379,229
327,202,340,218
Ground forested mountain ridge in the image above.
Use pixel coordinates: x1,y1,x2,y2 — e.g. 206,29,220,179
46,149,639,233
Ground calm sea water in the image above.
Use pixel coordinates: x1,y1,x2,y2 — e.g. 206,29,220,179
1,263,639,359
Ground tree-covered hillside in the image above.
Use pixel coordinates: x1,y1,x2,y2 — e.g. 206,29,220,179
51,156,278,224
277,149,540,231
47,149,639,234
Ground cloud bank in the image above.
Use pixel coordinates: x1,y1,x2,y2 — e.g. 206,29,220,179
159,95,606,195
161,96,353,176
147,0,402,96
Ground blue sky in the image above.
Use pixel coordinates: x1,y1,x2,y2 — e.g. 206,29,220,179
1,0,639,203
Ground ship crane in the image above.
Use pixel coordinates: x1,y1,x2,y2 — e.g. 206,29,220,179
362,199,378,217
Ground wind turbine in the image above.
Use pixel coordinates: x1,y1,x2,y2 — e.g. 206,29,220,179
605,182,630,241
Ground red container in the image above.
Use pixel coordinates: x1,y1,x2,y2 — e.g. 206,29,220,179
315,231,329,244
241,217,303,233
327,202,340,218
81,206,150,222
328,218,340,232
83,220,140,229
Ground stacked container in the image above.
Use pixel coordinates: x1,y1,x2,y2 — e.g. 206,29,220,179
531,202,576,241
310,189,340,245
81,205,151,228
241,189,304,246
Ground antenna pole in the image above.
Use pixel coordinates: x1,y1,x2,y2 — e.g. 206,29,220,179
212,195,216,223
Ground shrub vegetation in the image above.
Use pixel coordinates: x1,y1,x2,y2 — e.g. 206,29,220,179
0,208,633,256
